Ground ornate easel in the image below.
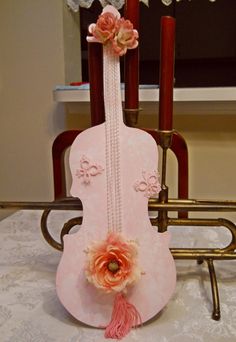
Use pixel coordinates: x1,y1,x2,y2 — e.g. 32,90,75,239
1,0,236,322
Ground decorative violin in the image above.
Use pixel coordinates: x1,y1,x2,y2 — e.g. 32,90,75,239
56,5,176,339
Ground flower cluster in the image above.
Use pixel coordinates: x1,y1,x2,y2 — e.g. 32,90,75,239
85,233,141,293
87,6,138,56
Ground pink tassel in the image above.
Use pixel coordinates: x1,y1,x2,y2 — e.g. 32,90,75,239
105,293,142,340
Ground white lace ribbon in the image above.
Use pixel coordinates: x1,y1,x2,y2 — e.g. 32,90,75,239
103,45,123,232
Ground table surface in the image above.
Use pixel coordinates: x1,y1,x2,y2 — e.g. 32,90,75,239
0,210,235,342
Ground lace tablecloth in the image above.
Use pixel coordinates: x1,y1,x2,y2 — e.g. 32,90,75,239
0,210,235,341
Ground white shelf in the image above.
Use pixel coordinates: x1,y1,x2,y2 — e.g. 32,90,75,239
54,86,236,116
53,86,236,103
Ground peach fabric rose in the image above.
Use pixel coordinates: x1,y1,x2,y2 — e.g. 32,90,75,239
112,19,139,56
85,233,141,293
87,6,138,56
88,12,118,44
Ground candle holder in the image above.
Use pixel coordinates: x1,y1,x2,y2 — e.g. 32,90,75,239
123,107,141,127
157,130,174,232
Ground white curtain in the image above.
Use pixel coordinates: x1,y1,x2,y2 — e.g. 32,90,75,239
162,0,215,5
66,0,216,11
66,0,148,11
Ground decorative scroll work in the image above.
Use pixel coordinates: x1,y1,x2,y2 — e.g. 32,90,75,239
134,171,161,198
75,155,104,184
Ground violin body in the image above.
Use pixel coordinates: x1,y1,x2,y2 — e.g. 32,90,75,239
56,4,176,331
56,122,176,326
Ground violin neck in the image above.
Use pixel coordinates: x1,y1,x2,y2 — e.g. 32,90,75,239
103,45,124,127
103,45,123,233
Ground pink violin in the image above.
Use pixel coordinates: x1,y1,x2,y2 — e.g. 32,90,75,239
56,5,176,340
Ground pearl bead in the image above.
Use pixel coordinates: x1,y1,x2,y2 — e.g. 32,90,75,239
108,261,119,273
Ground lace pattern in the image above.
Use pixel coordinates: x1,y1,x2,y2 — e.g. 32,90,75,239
66,0,149,11
0,210,235,341
66,0,216,11
162,0,216,5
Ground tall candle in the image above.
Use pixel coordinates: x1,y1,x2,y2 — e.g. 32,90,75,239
88,43,105,126
124,0,139,110
159,16,176,131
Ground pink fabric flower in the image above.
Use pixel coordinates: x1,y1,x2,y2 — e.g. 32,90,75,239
87,5,138,56
88,12,118,44
112,19,139,56
85,233,141,293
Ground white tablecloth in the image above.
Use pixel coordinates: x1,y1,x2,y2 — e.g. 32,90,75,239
0,210,235,341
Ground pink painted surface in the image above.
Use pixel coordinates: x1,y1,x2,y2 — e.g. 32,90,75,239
56,122,176,327
56,4,176,329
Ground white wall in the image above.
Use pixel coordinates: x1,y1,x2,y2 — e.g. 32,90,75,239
0,0,67,218
63,3,81,84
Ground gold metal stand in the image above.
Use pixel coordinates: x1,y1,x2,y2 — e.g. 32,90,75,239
0,131,235,321
154,129,236,321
